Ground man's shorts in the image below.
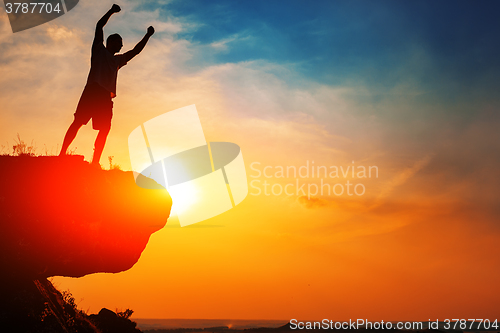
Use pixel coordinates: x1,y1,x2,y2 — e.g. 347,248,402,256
74,82,113,130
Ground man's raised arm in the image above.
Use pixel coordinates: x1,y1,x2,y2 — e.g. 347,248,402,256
122,26,155,62
93,4,121,50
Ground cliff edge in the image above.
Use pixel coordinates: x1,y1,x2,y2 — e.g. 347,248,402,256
0,155,171,279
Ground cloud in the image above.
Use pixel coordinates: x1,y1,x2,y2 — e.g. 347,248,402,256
298,196,328,209
375,154,433,204
209,33,250,52
46,25,75,40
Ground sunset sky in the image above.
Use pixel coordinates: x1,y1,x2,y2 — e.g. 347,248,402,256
1,0,500,321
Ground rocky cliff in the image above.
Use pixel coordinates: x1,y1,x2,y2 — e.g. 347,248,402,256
0,155,171,278
0,154,171,332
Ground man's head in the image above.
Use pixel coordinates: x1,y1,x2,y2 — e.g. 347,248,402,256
106,34,123,54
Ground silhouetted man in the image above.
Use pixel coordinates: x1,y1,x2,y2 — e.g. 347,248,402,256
60,4,154,166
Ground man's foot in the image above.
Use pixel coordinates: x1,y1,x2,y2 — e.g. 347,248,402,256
91,160,102,169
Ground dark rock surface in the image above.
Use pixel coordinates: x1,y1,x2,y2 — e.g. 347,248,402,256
1,277,142,332
1,277,98,332
90,308,142,333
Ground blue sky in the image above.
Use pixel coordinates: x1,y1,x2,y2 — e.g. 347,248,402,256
137,0,500,103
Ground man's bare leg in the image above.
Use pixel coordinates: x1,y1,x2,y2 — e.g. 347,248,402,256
60,121,83,156
92,128,110,166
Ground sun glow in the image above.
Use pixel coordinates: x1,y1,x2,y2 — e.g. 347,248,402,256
168,181,199,216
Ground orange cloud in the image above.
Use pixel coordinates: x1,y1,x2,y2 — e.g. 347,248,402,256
297,195,328,209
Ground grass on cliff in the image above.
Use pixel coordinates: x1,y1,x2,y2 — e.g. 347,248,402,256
2,134,120,170
1,133,76,157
